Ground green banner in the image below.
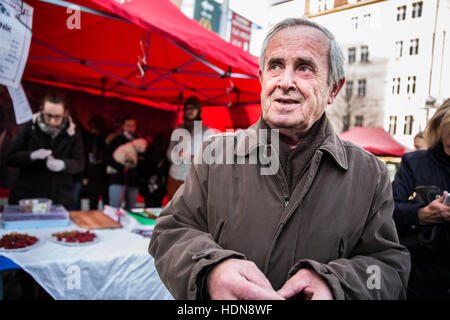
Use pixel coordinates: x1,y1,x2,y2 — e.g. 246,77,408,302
194,0,221,33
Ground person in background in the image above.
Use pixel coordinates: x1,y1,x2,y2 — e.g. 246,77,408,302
70,111,89,210
413,131,428,151
83,114,111,210
392,98,450,299
150,18,410,300
139,133,170,208
166,96,214,201
6,92,84,209
105,116,142,210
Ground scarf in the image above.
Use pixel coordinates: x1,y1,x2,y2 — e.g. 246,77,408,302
36,112,68,139
262,114,328,195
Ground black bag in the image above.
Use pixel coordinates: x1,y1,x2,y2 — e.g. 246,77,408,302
410,185,441,204
403,186,449,262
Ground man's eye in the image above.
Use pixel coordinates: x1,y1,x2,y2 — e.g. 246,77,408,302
269,64,281,71
298,65,312,72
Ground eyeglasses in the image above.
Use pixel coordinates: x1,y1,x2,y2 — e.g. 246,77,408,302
43,113,64,121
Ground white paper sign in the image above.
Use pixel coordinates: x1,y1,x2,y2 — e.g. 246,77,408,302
7,84,32,124
0,0,33,88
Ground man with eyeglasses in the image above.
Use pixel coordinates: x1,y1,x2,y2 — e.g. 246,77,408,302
6,92,84,209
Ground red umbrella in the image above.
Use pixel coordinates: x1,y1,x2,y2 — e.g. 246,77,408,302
23,0,261,111
339,127,411,157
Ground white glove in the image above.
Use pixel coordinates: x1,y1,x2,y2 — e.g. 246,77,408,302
46,157,66,172
30,149,52,160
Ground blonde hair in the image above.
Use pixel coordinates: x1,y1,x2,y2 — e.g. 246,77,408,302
424,98,450,147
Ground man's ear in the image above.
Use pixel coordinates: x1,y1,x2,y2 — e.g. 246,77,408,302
328,78,345,105
258,69,263,83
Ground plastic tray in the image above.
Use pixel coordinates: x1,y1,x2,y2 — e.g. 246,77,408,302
2,205,69,229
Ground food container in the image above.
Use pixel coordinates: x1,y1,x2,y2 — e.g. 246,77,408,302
2,204,69,229
19,198,52,213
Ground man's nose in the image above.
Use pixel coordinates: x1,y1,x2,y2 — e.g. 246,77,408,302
49,118,59,127
278,68,296,91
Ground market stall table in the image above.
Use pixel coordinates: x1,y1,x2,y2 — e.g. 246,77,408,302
0,209,173,300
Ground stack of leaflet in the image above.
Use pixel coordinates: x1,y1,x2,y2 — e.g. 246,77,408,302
2,205,69,229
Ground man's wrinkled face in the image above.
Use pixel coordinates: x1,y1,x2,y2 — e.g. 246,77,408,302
123,119,137,135
42,101,66,128
259,25,339,133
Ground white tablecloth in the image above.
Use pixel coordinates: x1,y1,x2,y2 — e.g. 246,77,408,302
0,212,173,300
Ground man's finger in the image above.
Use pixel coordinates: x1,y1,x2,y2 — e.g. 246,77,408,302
241,262,275,291
277,274,309,299
237,281,284,300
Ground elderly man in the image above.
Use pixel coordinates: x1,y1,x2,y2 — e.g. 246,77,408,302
6,92,84,209
149,18,410,300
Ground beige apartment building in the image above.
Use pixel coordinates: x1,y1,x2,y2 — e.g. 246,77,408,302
269,0,450,149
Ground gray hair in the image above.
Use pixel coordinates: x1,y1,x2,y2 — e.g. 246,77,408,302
260,17,345,87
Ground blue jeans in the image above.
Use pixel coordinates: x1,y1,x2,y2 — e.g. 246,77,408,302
108,184,139,210
72,181,82,210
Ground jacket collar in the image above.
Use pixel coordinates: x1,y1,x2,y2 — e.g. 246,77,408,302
234,114,348,170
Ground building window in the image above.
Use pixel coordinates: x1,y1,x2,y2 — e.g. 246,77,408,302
355,115,364,127
395,41,403,58
392,77,401,95
316,0,334,12
412,2,423,18
410,38,419,55
343,114,350,132
351,16,358,29
407,76,416,94
358,79,366,97
397,6,406,21
404,115,414,135
361,45,369,62
363,13,371,27
345,81,353,98
389,116,398,135
348,47,356,63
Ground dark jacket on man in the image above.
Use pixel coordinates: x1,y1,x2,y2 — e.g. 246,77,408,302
149,115,410,300
104,132,141,187
6,113,84,209
392,144,450,299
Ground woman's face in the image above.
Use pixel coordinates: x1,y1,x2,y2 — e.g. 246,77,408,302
440,125,450,156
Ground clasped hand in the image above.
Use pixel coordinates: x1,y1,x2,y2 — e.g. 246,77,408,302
207,258,333,300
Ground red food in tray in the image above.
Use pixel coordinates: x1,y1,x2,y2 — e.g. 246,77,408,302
52,230,97,243
0,232,39,249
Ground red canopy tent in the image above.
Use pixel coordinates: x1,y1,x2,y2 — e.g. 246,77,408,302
339,127,410,157
22,0,262,112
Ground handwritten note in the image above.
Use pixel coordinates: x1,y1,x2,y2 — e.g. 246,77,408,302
7,84,32,124
0,0,33,88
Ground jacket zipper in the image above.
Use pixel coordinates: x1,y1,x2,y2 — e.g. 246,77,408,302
284,196,289,207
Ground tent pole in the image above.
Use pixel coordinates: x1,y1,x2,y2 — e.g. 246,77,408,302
145,58,199,89
148,68,228,107
32,38,141,90
167,38,257,79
